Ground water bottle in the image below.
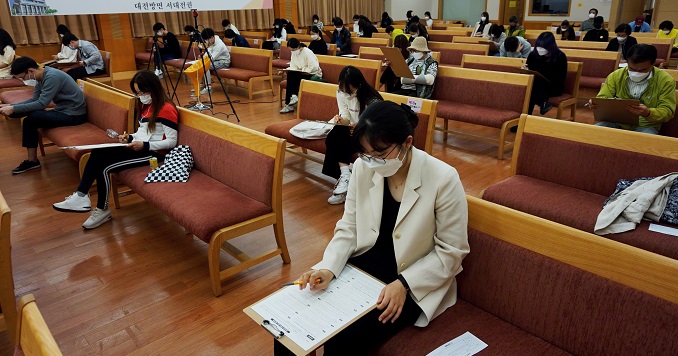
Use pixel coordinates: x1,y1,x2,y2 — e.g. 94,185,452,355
106,129,119,139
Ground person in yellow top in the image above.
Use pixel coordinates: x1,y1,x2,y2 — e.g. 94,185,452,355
657,21,678,52
385,25,405,42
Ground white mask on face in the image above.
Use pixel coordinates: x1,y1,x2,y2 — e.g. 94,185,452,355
480,17,487,22
663,30,671,35
617,36,627,42
561,27,567,31
59,33,64,38
536,47,548,56
138,94,152,105
424,16,430,19
628,70,651,82
589,13,595,19
362,146,408,177
313,20,318,23
23,74,38,87
156,31,163,36
412,52,424,60
310,34,319,40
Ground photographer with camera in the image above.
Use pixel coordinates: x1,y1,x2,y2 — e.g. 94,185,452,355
151,23,181,78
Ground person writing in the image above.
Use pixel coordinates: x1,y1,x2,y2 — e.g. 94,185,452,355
332,18,352,56
358,16,378,38
391,37,438,99
581,8,598,32
657,21,678,53
151,23,181,77
606,24,637,63
500,36,532,58
385,25,404,42
52,24,77,63
280,39,322,114
424,11,434,27
262,19,287,50
557,20,575,41
407,23,429,44
505,16,525,38
583,16,608,42
487,24,506,55
472,12,491,38
307,26,328,55
629,16,651,33
225,29,250,48
380,12,393,28
193,28,230,95
311,14,324,31
525,32,568,115
274,100,469,355
0,57,87,174
589,44,676,135
0,29,16,80
53,70,178,229
61,33,105,81
380,34,410,92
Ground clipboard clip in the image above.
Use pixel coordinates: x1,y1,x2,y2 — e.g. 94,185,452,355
262,320,284,339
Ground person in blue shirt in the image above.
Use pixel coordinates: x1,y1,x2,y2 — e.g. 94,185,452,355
500,36,532,58
332,17,352,55
630,16,651,33
225,29,250,47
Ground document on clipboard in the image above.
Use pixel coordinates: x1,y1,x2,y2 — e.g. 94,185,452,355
244,265,385,355
380,47,415,79
517,68,550,83
591,97,641,125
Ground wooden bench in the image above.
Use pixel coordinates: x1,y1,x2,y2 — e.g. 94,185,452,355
371,32,393,45
377,196,678,355
223,37,265,49
431,66,533,159
165,40,201,70
358,46,441,63
460,53,525,71
427,42,489,67
239,30,270,42
0,191,17,348
265,80,438,166
14,294,62,355
217,46,274,99
483,114,678,259
112,108,290,297
665,69,678,84
427,30,469,42
637,37,673,68
134,37,154,68
348,37,389,56
86,51,115,87
453,36,491,45
274,40,337,70
560,48,619,94
555,40,608,50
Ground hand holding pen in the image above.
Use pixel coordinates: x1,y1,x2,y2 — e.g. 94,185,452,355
294,269,334,291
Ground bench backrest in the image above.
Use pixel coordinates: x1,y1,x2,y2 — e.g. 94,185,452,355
100,51,112,76
286,34,314,42
0,191,16,346
239,31,269,41
176,108,285,209
78,80,135,134
229,46,273,75
357,47,441,63
296,80,438,153
513,115,678,196
460,54,525,72
462,197,678,355
452,36,489,45
555,40,607,50
15,294,62,355
178,40,201,61
427,30,464,42
659,90,678,137
349,37,389,57
427,42,489,66
371,32,392,45
560,48,619,79
223,37,264,49
431,66,533,115
316,55,382,88
637,37,673,63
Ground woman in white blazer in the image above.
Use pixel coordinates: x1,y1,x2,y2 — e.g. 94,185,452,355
472,11,492,38
274,101,469,355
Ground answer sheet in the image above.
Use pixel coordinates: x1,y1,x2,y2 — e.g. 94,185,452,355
427,332,488,356
250,265,384,351
60,143,128,150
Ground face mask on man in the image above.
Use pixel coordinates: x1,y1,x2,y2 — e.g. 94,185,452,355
536,47,548,56
310,34,319,40
628,70,651,83
561,27,567,31
156,31,163,36
617,36,627,42
362,146,408,177
313,20,318,23
138,94,152,105
589,13,595,19
59,34,64,38
22,72,37,87
481,16,487,22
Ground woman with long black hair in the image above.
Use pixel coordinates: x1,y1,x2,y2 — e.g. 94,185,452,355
525,32,568,115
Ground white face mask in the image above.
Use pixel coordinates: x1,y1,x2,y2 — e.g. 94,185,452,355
138,94,152,105
354,21,359,25
362,146,408,177
663,30,671,35
156,31,163,36
424,16,430,19
617,36,627,42
410,34,418,38
589,13,595,19
313,20,318,23
480,17,487,22
275,25,279,29
310,34,319,40
628,70,651,82
335,26,341,31
59,33,64,38
536,47,548,56
23,79,38,86
561,27,567,31
412,52,424,60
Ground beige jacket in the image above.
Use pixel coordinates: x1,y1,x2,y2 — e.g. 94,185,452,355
313,148,469,327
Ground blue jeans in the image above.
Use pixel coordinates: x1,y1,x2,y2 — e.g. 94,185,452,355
595,121,659,135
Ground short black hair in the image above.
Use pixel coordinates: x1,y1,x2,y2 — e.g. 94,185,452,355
509,16,518,23
201,28,215,40
411,15,420,23
385,25,394,34
626,44,657,64
312,14,319,21
593,16,604,29
152,23,165,32
10,56,38,76
61,33,78,46
425,11,431,17
659,21,674,31
504,36,519,52
489,24,504,38
615,24,632,35
225,29,237,39
333,17,344,27
310,25,320,34
408,24,419,33
221,19,231,27
184,25,195,33
56,24,70,35
561,20,570,27
287,38,300,49
589,8,598,14
352,101,418,154
353,14,360,21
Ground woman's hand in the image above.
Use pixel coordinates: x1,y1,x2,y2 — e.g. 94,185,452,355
330,115,349,125
587,99,598,110
626,104,651,117
297,269,334,291
376,280,407,324
118,133,129,143
126,141,144,151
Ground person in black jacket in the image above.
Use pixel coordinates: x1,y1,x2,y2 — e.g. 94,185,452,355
225,29,250,48
308,26,328,55
557,20,576,40
583,16,609,42
332,17,352,55
152,23,181,75
358,17,378,38
408,23,429,44
380,12,393,28
605,24,637,63
525,32,568,115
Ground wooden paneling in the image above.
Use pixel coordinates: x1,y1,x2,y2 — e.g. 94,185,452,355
95,14,137,72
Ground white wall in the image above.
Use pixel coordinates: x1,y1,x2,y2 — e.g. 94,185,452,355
385,0,439,21
486,0,501,21
524,0,612,21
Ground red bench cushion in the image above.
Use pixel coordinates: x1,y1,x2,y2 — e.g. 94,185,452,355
579,76,605,89
43,123,117,161
436,101,521,128
264,118,328,154
218,68,268,82
230,51,270,73
0,78,25,89
272,59,289,69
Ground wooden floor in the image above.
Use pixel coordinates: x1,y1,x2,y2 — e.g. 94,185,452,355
0,73,597,355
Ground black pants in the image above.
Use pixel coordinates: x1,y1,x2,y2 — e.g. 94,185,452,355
273,294,421,355
391,88,417,97
78,147,153,210
285,71,312,105
529,77,551,111
16,110,87,148
66,67,106,82
380,67,401,93
322,125,354,179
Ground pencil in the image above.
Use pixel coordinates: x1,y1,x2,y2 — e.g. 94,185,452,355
282,278,322,286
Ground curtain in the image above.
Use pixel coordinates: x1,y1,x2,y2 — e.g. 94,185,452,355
0,1,98,45
130,9,275,37
297,0,384,28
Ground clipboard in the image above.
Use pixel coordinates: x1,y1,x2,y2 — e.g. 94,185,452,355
591,97,641,125
517,68,550,83
380,47,415,79
243,265,385,356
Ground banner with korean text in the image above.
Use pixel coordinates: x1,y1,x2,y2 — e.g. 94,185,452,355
8,0,273,16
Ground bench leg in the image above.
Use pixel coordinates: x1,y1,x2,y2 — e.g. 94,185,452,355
208,235,224,297
248,81,254,100
570,103,577,122
274,216,291,264
269,78,275,97
443,119,448,142
556,105,563,120
279,85,284,107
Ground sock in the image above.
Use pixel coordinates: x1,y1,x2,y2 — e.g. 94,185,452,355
340,165,350,177
76,191,86,197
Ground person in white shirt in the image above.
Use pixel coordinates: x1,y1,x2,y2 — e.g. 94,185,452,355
352,14,361,34
52,24,77,63
263,18,287,50
312,14,324,31
280,39,322,113
472,11,492,38
424,11,434,27
221,19,240,35
196,28,230,94
0,29,16,79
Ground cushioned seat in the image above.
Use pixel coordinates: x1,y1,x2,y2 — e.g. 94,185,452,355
165,59,192,69
135,51,153,63
272,58,289,69
578,76,605,89
264,119,328,154
42,123,117,161
436,101,521,128
0,89,55,108
548,93,573,106
0,78,25,89
217,68,268,82
116,168,272,242
671,51,678,59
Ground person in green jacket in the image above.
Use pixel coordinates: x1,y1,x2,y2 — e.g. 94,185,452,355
589,44,676,135
505,16,525,38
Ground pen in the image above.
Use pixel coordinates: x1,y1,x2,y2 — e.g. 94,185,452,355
282,278,322,286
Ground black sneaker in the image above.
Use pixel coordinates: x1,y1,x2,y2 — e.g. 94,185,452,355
12,160,40,174
540,102,553,115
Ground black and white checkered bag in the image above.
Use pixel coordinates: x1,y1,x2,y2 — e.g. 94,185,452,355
144,145,194,183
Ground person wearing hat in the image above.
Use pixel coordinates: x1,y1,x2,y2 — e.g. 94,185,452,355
629,16,651,33
505,16,525,38
390,37,438,99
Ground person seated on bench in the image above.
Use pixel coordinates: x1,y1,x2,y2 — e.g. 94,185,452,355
274,101,469,355
500,36,532,58
472,12,492,38
221,19,240,36
391,37,439,99
52,24,77,64
358,16,378,38
407,22,429,44
657,21,678,53
381,34,410,92
312,14,324,31
0,57,87,174
225,29,250,48
385,25,404,42
583,16,609,42
262,18,287,50
193,28,230,95
151,22,181,77
280,39,323,113
61,33,105,82
590,44,676,135
332,17,352,56
606,24,637,64
488,24,507,55
0,29,16,80
557,20,576,41
424,11,434,28
581,8,598,32
525,32,567,115
505,16,525,38
308,26,328,55
380,12,393,29
325,66,383,205
184,25,196,36
53,70,178,229
630,15,651,33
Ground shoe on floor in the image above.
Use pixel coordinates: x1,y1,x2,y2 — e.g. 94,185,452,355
328,193,346,205
12,160,40,174
333,173,351,195
540,101,553,115
154,69,163,78
82,208,112,230
288,94,299,106
279,105,295,113
53,192,91,213
200,86,212,95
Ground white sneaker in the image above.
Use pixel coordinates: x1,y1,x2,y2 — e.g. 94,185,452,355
82,208,112,230
53,193,91,213
200,86,212,95
154,69,163,78
328,193,346,205
279,105,295,113
333,173,351,195
288,94,299,106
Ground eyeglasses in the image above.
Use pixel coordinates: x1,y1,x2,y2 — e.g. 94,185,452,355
359,145,400,164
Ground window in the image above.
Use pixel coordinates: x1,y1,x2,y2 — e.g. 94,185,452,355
529,0,571,16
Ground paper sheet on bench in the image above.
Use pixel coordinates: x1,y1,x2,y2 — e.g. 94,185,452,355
60,143,127,150
427,332,488,356
649,223,678,237
250,265,384,351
